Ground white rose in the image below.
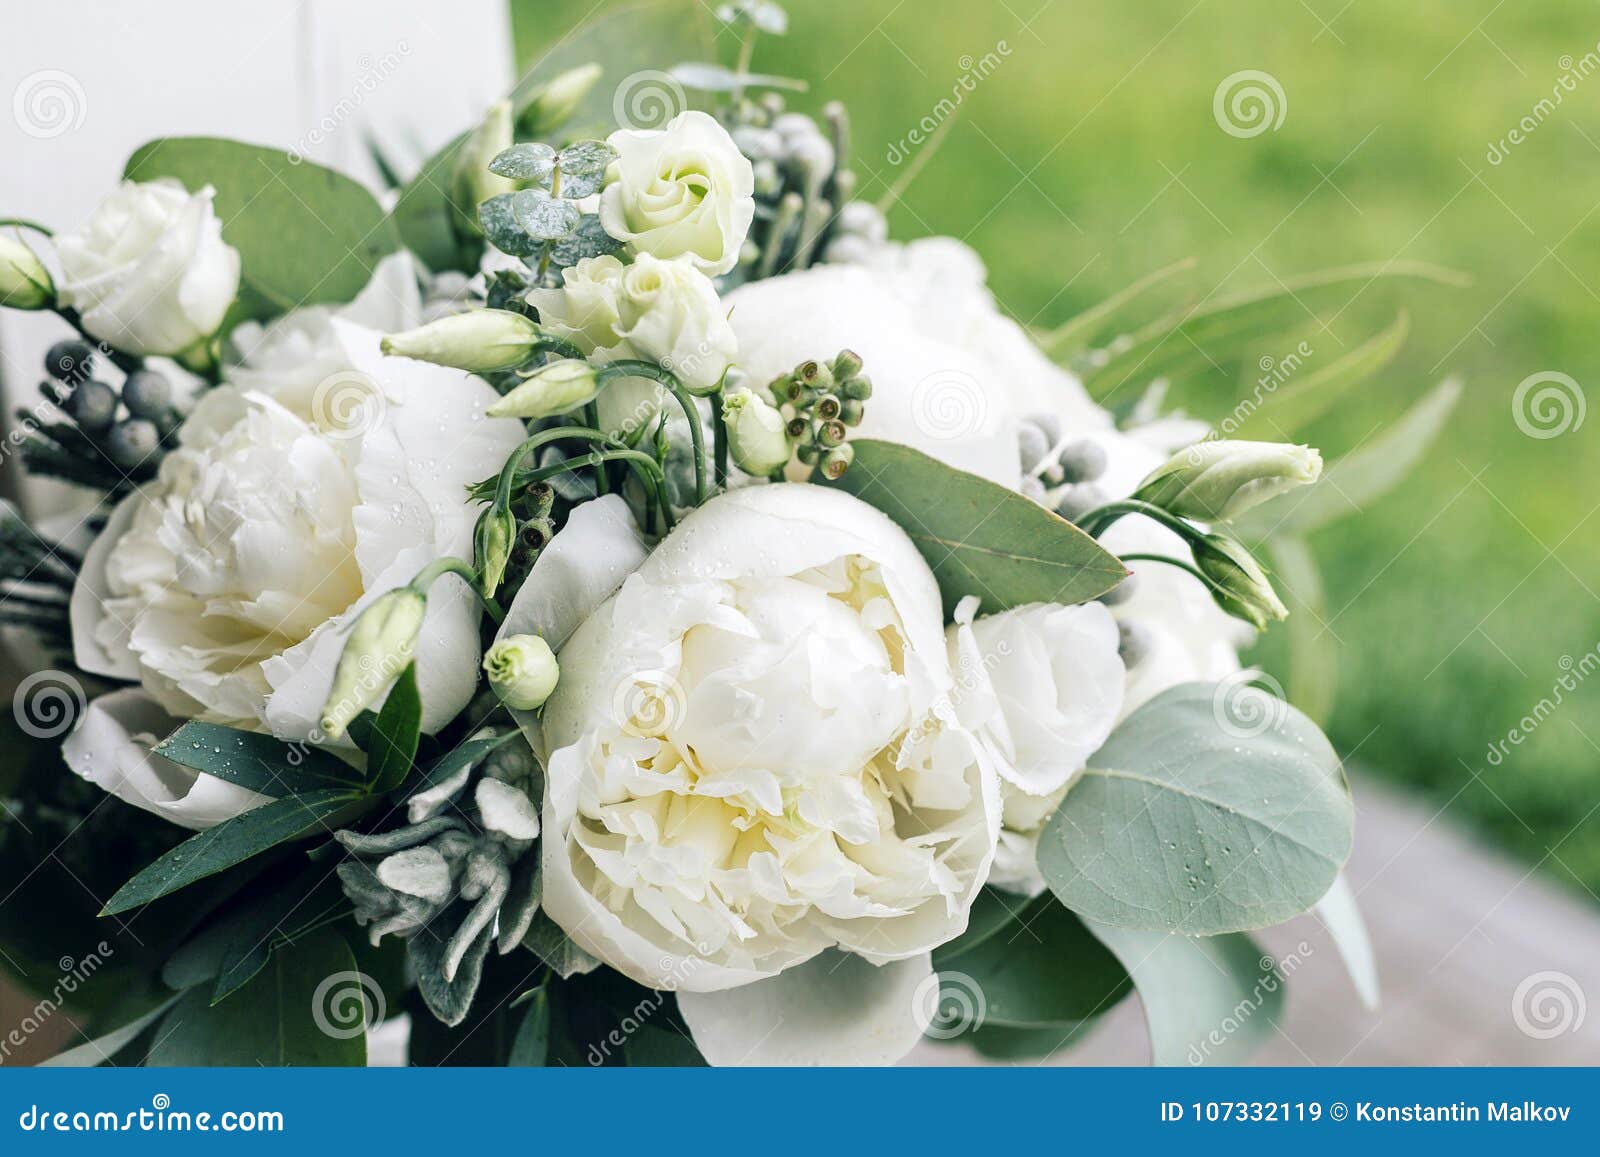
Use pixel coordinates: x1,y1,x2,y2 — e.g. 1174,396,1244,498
70,322,525,773
600,110,754,276
529,252,737,433
501,486,999,1065
55,179,241,356
724,239,1107,487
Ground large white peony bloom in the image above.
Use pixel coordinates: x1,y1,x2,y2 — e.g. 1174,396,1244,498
499,487,1000,1065
600,110,754,277
55,179,240,356
70,321,526,776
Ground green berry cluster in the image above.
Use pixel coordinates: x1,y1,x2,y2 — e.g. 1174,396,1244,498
772,349,870,480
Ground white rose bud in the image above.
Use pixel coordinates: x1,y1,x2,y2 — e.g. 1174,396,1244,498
1134,439,1323,522
382,308,541,373
520,63,602,132
0,232,53,309
599,110,755,276
487,358,599,419
320,588,428,738
483,633,560,710
722,387,790,475
55,180,240,356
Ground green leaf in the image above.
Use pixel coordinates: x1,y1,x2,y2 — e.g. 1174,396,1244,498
147,928,367,1066
40,994,182,1067
1237,377,1462,537
392,132,483,273
511,188,581,240
365,664,422,794
932,886,1027,966
1230,312,1410,438
555,141,618,199
409,730,518,794
123,137,399,324
936,893,1130,1027
508,987,550,1066
489,142,557,182
963,1020,1098,1060
1085,921,1283,1065
155,721,362,797
624,1024,709,1066
1039,682,1353,935
823,439,1128,615
103,788,362,915
1036,257,1197,359
478,192,543,258
1266,535,1337,725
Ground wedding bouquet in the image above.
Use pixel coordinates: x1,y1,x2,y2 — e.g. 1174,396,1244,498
1,1,1458,1067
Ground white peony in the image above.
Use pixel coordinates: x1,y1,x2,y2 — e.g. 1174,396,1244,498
70,321,526,776
600,110,754,276
55,179,240,356
498,487,1000,1065
724,238,1107,487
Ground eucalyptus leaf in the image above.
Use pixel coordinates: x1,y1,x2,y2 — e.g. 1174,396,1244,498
1039,682,1353,935
365,664,422,794
932,886,1028,966
489,142,557,182
103,789,363,915
392,131,483,273
555,141,618,199
155,721,362,797
1315,873,1380,1010
548,214,625,266
124,137,399,324
823,439,1127,615
964,1020,1098,1060
511,188,581,240
1085,921,1282,1066
478,193,543,258
147,928,367,1066
937,893,1130,1027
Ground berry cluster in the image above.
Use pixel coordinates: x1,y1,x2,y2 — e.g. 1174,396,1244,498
771,349,870,479
25,338,179,488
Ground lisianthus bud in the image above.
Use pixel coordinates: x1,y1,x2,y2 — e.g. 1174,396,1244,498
722,388,791,475
0,234,53,309
474,505,517,597
1134,440,1322,522
453,100,517,230
1192,534,1288,630
381,309,540,373
320,589,428,738
487,359,598,419
519,64,602,133
484,634,560,710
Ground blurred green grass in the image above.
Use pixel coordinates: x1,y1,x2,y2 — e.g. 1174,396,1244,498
513,1,1600,898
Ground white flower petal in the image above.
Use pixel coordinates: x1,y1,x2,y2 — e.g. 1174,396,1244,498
68,494,141,681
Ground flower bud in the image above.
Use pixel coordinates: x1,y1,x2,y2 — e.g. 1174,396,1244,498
453,100,517,231
320,588,428,738
1192,534,1288,630
519,64,602,133
1133,440,1322,522
474,505,516,597
484,634,560,711
722,388,792,475
382,309,541,374
0,233,54,310
487,358,599,419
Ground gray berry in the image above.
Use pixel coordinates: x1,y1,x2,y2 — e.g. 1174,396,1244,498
121,370,172,419
1022,410,1062,447
1118,620,1152,667
1054,482,1107,522
107,418,160,468
45,339,95,384
69,380,118,432
1058,439,1108,483
1098,571,1139,606
1018,422,1051,472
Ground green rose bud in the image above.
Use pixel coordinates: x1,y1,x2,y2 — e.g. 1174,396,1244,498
1133,440,1323,522
1192,534,1288,630
487,359,599,419
381,309,541,374
452,100,517,233
320,588,428,738
0,233,54,310
722,388,792,476
484,633,560,710
518,64,602,134
474,505,517,597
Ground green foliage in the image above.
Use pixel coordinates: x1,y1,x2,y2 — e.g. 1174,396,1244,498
823,439,1128,615
154,721,363,796
1040,682,1353,934
364,664,423,794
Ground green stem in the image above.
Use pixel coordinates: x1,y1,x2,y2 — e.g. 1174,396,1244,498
712,389,729,490
584,403,610,495
408,557,505,623
1078,498,1203,543
598,362,707,506
0,218,53,237
526,449,674,530
1116,552,1217,591
528,335,585,361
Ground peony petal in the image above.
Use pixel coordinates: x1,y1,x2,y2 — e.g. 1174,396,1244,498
677,949,934,1066
68,494,142,681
